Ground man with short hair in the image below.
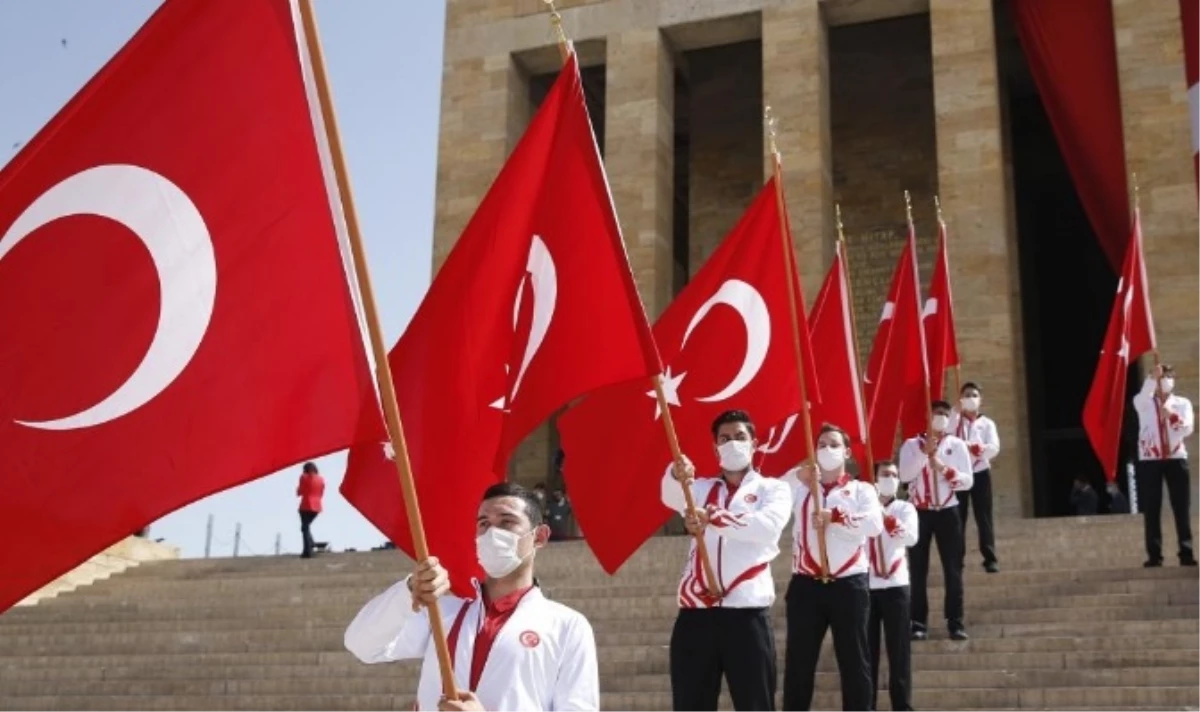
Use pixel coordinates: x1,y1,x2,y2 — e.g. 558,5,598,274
899,400,973,641
664,409,793,711
1132,364,1196,567
868,461,918,712
344,482,598,711
780,423,882,711
950,381,1001,573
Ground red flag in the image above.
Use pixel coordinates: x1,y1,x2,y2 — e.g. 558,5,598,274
340,54,660,597
759,246,866,475
0,0,383,611
863,224,930,463
559,177,816,573
1182,0,1198,181
923,221,960,400
1083,209,1156,480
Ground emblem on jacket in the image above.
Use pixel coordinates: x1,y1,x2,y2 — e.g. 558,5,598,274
519,631,541,648
744,493,758,504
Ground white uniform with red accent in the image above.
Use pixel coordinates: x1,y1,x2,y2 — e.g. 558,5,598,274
868,498,919,590
1132,378,1195,461
660,468,793,608
344,580,598,711
949,412,1000,473
781,470,884,578
897,434,974,510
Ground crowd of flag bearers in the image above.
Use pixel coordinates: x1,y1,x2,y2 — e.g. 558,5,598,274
0,1,1194,711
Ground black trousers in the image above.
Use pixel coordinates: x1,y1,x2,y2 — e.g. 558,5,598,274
910,508,964,628
783,574,872,711
956,468,997,567
868,586,913,711
670,607,776,711
1136,459,1195,563
299,510,318,557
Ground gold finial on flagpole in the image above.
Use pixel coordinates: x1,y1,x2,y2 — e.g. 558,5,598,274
542,0,571,60
904,190,914,225
764,105,780,159
836,203,846,243
934,194,944,225
1132,172,1140,212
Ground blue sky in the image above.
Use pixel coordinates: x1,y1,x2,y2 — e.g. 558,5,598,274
0,1,446,557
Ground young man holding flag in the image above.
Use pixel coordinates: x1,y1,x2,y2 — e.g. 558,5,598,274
868,461,918,712
663,410,793,712
898,400,973,641
1132,364,1196,567
950,382,1002,573
344,482,599,711
781,424,882,712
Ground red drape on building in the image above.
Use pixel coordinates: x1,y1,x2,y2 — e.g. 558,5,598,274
1010,0,1131,270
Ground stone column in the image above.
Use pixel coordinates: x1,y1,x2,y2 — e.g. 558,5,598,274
930,0,1030,517
432,54,530,273
1112,0,1198,488
762,0,833,304
605,29,676,318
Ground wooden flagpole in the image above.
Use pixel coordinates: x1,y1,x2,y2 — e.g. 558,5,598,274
934,196,962,399
543,0,722,599
766,107,830,582
296,0,458,699
835,205,875,482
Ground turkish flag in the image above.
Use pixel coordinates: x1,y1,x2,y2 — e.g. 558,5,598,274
0,0,383,611
559,176,817,573
923,221,960,400
863,224,930,463
759,244,867,476
339,54,660,597
1083,209,1156,481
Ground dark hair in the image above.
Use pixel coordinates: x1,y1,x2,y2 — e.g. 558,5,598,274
302,462,318,474
818,422,850,448
960,381,981,395
711,409,756,440
931,400,952,412
875,460,897,475
1161,364,1176,376
481,482,544,528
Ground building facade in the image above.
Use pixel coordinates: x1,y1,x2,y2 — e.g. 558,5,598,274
432,0,1197,518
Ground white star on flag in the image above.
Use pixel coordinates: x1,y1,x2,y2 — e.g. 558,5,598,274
648,367,686,420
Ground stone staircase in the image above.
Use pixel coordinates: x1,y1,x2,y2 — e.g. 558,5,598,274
0,515,1196,710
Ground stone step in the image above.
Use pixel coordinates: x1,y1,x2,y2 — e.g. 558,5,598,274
2,685,1196,712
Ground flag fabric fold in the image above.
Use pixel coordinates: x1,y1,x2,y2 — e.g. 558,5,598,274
1083,208,1156,481
560,177,817,574
863,224,931,463
340,53,660,597
0,0,383,611
924,220,960,401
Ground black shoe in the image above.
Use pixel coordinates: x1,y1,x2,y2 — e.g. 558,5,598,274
1181,558,1198,567
1144,559,1164,568
911,627,928,641
300,552,313,559
949,625,969,641
984,561,999,573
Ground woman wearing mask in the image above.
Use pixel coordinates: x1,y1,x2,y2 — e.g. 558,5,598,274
661,409,793,711
780,423,883,711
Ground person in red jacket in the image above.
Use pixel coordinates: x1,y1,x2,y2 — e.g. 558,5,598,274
297,462,325,558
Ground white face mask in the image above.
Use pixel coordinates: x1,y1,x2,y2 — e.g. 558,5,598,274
718,440,754,472
931,414,950,433
1161,377,1175,395
876,477,899,498
815,445,846,472
476,527,532,579
960,396,980,412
